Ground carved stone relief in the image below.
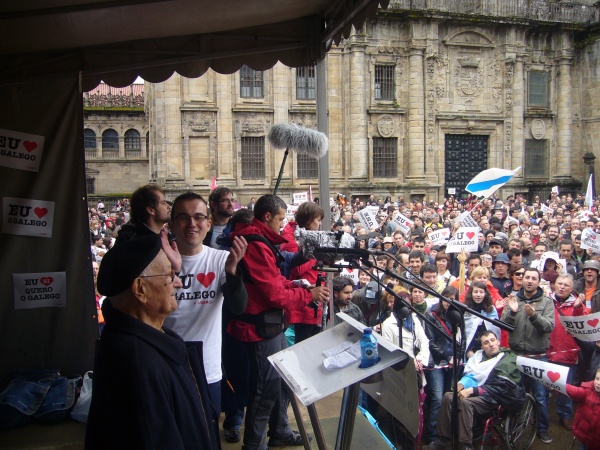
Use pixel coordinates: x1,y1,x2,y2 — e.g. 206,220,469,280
187,112,216,133
454,56,484,103
377,115,395,137
236,113,271,134
291,114,317,129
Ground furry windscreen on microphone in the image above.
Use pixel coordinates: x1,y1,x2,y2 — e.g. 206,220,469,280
294,228,340,260
267,123,328,159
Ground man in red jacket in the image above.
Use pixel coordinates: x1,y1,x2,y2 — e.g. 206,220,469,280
228,194,330,450
549,274,589,430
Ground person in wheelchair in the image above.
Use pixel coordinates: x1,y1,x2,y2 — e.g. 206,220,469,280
430,330,523,450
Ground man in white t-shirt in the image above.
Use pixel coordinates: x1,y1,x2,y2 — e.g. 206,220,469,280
163,191,248,417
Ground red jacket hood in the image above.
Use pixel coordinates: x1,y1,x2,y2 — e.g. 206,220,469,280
230,218,288,246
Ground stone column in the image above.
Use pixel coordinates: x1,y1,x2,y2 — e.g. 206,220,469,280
182,135,190,180
556,46,573,177
407,47,425,179
118,136,125,158
348,41,368,180
511,56,524,173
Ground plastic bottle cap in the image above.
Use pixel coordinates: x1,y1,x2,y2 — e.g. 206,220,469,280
364,328,372,334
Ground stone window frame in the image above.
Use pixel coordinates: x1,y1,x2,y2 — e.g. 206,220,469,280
124,129,142,157
86,176,96,195
372,137,398,178
374,63,396,102
241,136,266,179
296,152,318,179
524,138,549,179
526,69,550,109
101,129,119,158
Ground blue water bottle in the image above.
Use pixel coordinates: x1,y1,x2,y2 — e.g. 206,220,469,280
359,328,380,368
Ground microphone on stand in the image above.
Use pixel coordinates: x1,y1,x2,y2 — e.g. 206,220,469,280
268,123,328,195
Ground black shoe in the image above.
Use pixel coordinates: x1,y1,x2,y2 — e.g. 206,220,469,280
268,430,312,447
428,438,451,450
538,430,552,444
223,428,240,443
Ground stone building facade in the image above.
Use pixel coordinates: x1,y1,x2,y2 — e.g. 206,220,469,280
142,0,600,204
83,83,149,196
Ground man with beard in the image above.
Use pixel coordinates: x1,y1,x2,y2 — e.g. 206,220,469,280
333,276,364,325
501,268,555,444
548,274,589,430
559,240,579,278
545,225,561,253
205,187,235,248
575,260,600,312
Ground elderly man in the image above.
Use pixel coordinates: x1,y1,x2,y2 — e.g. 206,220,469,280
430,330,522,450
86,234,220,450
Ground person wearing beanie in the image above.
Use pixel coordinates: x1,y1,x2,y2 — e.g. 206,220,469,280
86,234,220,450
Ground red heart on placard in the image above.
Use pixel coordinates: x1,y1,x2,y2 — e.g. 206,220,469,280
466,232,475,239
196,272,216,288
547,371,561,383
40,277,54,286
23,141,37,152
588,318,599,328
345,268,353,273
34,207,48,218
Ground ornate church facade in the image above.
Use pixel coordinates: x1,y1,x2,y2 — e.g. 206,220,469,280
111,1,600,204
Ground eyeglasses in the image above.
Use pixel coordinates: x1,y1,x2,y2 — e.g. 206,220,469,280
139,270,177,284
174,213,208,224
514,272,525,277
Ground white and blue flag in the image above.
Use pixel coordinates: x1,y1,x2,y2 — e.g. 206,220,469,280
465,166,521,198
586,173,594,208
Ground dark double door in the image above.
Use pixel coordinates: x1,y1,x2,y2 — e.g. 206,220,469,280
444,134,488,199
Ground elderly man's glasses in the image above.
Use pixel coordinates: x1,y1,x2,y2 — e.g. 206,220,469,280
139,270,177,284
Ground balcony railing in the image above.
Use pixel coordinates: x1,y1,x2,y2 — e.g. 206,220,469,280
387,0,599,25
85,148,97,159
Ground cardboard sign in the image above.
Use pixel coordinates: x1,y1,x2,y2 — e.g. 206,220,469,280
357,208,378,231
0,128,45,172
454,210,479,229
13,271,66,309
540,204,554,215
581,228,600,253
391,213,414,234
337,261,359,284
559,311,600,342
428,228,450,244
366,205,380,215
516,356,569,395
445,227,479,253
538,251,567,274
2,197,55,238
292,192,308,205
285,203,298,218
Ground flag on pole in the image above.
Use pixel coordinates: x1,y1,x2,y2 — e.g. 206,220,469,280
586,174,594,207
211,176,218,191
465,166,521,198
308,186,313,202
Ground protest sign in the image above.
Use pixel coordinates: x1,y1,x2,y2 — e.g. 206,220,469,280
13,272,67,309
538,251,567,274
292,192,308,205
559,311,600,342
286,203,298,218
366,205,380,216
2,197,55,238
454,210,479,229
445,227,479,253
428,228,450,244
391,213,414,235
357,208,378,231
540,204,554,215
337,262,359,284
581,228,600,253
0,128,45,172
516,356,569,395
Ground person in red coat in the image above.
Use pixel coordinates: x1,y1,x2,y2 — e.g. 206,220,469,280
566,367,600,450
279,201,326,343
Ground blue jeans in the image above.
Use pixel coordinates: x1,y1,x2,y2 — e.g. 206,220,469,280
223,406,244,430
556,364,576,420
520,356,550,432
208,381,221,417
425,367,453,442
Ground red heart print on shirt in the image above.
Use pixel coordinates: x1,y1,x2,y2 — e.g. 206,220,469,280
196,272,216,288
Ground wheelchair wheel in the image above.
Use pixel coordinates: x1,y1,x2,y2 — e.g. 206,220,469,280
504,393,538,450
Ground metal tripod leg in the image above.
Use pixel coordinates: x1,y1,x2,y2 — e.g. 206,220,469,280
335,382,361,450
287,385,312,450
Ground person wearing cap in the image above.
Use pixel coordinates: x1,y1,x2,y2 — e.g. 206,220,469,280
575,260,600,312
490,253,512,298
488,237,505,259
86,234,220,450
382,236,394,252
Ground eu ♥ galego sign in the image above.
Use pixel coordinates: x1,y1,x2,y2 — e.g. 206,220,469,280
2,197,55,238
0,128,45,172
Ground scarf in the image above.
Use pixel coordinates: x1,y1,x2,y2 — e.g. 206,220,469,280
413,301,428,315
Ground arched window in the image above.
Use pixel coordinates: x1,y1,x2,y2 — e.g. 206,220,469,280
102,129,119,158
124,129,141,157
84,129,97,158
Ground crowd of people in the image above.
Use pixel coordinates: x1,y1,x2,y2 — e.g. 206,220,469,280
85,187,600,450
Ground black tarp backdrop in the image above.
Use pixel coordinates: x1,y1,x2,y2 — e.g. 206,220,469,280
0,0,389,385
0,79,98,385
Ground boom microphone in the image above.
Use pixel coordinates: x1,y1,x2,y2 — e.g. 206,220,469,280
294,228,341,259
268,123,328,195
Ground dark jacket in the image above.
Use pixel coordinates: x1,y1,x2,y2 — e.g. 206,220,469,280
114,222,157,245
425,306,466,367
86,300,220,450
574,278,600,313
501,287,554,355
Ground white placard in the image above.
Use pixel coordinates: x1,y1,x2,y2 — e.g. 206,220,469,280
559,311,600,342
538,251,567,274
0,128,45,172
357,208,378,231
3,197,55,238
391,213,414,234
445,227,479,253
366,205,380,215
540,204,554,215
516,356,569,395
448,188,456,195
337,261,359,284
13,271,67,309
581,228,600,253
292,192,308,205
454,210,478,229
428,228,451,244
